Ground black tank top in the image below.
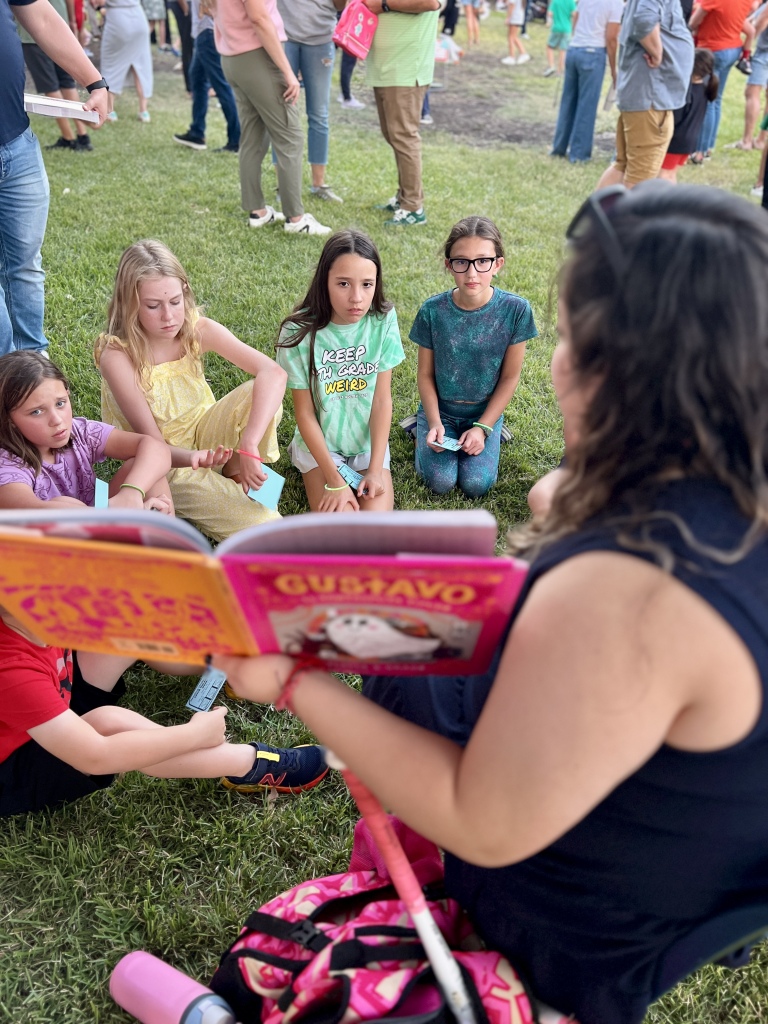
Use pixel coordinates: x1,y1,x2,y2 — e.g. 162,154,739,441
446,478,768,1024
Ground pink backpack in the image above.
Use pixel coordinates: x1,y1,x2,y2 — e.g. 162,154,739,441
332,0,378,60
210,819,538,1024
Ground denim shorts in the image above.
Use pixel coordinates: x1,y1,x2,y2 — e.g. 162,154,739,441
748,52,768,89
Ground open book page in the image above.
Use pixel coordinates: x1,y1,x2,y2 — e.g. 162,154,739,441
217,509,500,557
24,93,100,124
0,508,213,553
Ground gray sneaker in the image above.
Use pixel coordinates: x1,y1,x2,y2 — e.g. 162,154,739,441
310,184,343,203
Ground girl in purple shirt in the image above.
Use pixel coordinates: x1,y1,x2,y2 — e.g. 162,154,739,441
0,351,173,512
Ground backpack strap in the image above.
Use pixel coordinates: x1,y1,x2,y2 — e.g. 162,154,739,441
330,938,427,971
242,911,331,953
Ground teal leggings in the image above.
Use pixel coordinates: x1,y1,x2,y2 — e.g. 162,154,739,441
415,403,502,498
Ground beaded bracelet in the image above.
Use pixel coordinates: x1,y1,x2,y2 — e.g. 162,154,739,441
472,421,493,436
275,658,323,712
324,482,349,492
119,482,146,500
236,449,263,461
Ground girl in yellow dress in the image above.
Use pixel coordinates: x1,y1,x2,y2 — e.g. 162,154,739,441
95,240,287,541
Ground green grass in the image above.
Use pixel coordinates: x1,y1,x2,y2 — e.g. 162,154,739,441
2,21,767,1022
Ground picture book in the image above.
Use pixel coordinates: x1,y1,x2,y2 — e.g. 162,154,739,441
24,93,100,124
0,509,527,675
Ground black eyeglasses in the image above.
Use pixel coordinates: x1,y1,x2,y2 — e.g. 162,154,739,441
446,256,498,274
565,184,629,280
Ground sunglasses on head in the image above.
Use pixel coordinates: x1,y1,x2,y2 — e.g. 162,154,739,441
565,185,630,280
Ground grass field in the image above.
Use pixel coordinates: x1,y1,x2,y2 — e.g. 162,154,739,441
2,16,767,1022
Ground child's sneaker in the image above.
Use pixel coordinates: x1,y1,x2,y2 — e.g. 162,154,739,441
249,205,286,228
340,96,366,110
222,742,329,794
399,413,418,440
516,53,531,64
138,110,151,123
542,66,556,77
500,55,517,65
384,207,427,227
284,212,332,235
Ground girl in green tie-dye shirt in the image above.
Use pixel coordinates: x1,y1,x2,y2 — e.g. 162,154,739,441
276,230,405,513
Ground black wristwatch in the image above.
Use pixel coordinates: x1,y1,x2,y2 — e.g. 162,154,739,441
86,77,109,93
381,0,391,11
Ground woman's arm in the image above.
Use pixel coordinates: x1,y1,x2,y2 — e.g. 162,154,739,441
687,3,706,32
358,369,392,500
219,550,760,867
28,705,228,776
198,317,287,491
103,430,172,509
293,388,359,511
241,0,300,102
417,347,446,449
460,343,526,456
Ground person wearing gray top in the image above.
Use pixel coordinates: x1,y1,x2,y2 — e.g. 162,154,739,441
274,0,345,203
597,0,694,187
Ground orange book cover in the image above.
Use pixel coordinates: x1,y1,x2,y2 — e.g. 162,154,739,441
0,533,255,664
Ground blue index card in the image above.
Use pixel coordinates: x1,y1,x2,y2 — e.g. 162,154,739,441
337,462,366,491
187,666,228,712
247,464,285,510
434,435,463,452
94,478,109,508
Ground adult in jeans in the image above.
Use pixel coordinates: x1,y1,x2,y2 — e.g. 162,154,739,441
737,3,768,151
0,0,109,356
173,0,240,151
363,0,440,227
690,0,755,162
597,0,693,189
276,0,344,203
550,0,622,163
214,0,331,234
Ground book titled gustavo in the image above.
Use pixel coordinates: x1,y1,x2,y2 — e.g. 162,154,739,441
0,509,527,675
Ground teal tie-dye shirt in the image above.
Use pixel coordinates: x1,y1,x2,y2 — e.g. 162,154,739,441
277,307,405,457
409,288,536,405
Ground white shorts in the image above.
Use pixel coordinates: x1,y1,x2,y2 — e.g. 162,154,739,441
288,439,391,474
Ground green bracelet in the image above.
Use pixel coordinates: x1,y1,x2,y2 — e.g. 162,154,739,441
472,421,493,436
324,482,349,492
119,482,146,500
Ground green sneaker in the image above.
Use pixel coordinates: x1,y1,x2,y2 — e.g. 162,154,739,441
385,208,427,227
374,195,400,212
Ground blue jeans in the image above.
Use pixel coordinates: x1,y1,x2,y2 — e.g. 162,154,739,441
0,127,49,355
696,46,741,154
190,28,240,148
284,40,335,166
551,46,607,161
415,403,503,498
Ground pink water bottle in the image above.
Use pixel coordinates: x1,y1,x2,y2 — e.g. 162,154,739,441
110,951,236,1024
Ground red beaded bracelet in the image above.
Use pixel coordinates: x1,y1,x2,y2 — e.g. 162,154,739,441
274,658,324,712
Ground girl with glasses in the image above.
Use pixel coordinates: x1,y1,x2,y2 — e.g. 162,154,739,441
411,215,535,499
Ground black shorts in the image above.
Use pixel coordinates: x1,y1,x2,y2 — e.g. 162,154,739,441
0,654,126,817
22,42,77,93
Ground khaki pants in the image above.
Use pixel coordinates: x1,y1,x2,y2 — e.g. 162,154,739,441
373,84,429,211
613,108,673,188
222,48,304,218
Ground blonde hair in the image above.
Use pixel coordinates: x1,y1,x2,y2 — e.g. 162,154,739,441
94,240,201,389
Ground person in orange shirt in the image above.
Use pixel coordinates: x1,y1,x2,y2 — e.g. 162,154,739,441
689,0,757,161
